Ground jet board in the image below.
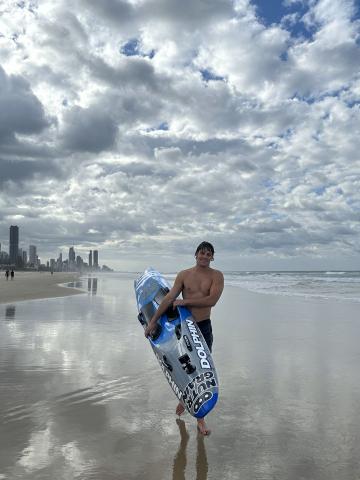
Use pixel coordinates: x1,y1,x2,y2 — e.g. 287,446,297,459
134,268,219,418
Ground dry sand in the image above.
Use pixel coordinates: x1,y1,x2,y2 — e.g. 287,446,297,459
0,271,84,304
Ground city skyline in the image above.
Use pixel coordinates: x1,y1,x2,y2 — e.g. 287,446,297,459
0,1,359,272
0,225,107,272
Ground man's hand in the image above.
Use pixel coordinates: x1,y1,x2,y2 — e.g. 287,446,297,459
144,321,156,338
173,299,186,308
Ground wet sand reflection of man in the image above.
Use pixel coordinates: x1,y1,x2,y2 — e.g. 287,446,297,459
172,419,208,480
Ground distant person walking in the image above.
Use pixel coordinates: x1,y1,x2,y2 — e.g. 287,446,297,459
5,270,9,280
10,270,14,280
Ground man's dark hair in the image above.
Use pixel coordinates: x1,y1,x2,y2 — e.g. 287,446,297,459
195,241,215,256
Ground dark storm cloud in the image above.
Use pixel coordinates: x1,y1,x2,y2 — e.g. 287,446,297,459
0,158,61,186
0,65,50,142
82,54,159,91
81,0,233,29
102,162,156,178
80,0,134,25
140,0,234,26
62,106,118,153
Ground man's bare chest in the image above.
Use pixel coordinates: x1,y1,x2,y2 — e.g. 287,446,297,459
183,275,212,296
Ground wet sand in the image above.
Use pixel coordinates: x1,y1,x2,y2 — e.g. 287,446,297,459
1,273,360,479
0,271,83,304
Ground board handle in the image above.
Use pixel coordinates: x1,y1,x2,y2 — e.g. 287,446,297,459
138,312,162,340
179,354,196,374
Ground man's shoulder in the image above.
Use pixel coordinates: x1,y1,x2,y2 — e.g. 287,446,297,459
178,267,194,277
210,268,224,280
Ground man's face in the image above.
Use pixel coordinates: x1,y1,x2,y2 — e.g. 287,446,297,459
195,248,214,266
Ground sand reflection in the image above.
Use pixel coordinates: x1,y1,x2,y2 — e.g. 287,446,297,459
87,278,98,294
5,305,16,320
172,419,208,480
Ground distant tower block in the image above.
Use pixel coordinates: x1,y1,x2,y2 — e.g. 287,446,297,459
69,246,75,263
29,245,37,266
89,250,93,268
9,225,19,265
94,250,98,269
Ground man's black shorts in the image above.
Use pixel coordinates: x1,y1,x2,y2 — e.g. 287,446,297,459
197,319,213,353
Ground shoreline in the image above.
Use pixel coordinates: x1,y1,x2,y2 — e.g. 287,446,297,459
0,271,84,305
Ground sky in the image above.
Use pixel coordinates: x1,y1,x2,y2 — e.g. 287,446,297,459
0,0,360,272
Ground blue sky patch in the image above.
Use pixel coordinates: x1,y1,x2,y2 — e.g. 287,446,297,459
120,39,155,58
120,38,139,56
200,69,225,82
263,179,276,190
157,122,169,131
314,186,326,196
146,122,169,132
251,0,313,39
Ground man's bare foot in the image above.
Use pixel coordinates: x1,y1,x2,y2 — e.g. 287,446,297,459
176,402,185,416
197,418,211,436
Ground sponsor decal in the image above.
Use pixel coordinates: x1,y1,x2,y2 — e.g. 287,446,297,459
185,318,211,369
183,335,192,351
194,391,212,414
182,372,217,412
154,351,183,400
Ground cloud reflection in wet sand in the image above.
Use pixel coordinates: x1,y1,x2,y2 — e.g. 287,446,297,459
1,273,360,479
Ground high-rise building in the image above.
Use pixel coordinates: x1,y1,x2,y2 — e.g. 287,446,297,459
9,225,19,265
89,250,93,268
29,245,37,265
68,247,76,270
0,251,9,263
18,248,23,265
76,255,83,269
93,250,98,269
57,252,63,272
22,250,27,265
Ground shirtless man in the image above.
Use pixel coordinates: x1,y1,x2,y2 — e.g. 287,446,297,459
144,241,224,436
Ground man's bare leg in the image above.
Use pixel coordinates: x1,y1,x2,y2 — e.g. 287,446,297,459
197,417,211,436
176,403,211,435
176,402,185,416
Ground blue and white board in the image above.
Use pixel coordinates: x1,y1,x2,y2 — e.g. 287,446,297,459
134,268,219,418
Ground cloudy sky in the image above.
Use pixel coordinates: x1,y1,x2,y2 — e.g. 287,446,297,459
0,0,359,271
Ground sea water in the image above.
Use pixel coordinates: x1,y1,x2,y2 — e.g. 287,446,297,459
223,270,360,302
162,270,360,303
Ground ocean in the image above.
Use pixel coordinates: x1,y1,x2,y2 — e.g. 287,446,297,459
223,270,360,302
164,270,360,303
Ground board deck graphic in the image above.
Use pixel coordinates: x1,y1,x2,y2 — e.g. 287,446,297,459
134,268,219,418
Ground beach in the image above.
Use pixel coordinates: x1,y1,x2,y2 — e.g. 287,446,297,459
0,271,83,304
1,272,360,479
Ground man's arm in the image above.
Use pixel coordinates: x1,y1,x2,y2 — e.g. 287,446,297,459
144,272,184,337
173,271,224,308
